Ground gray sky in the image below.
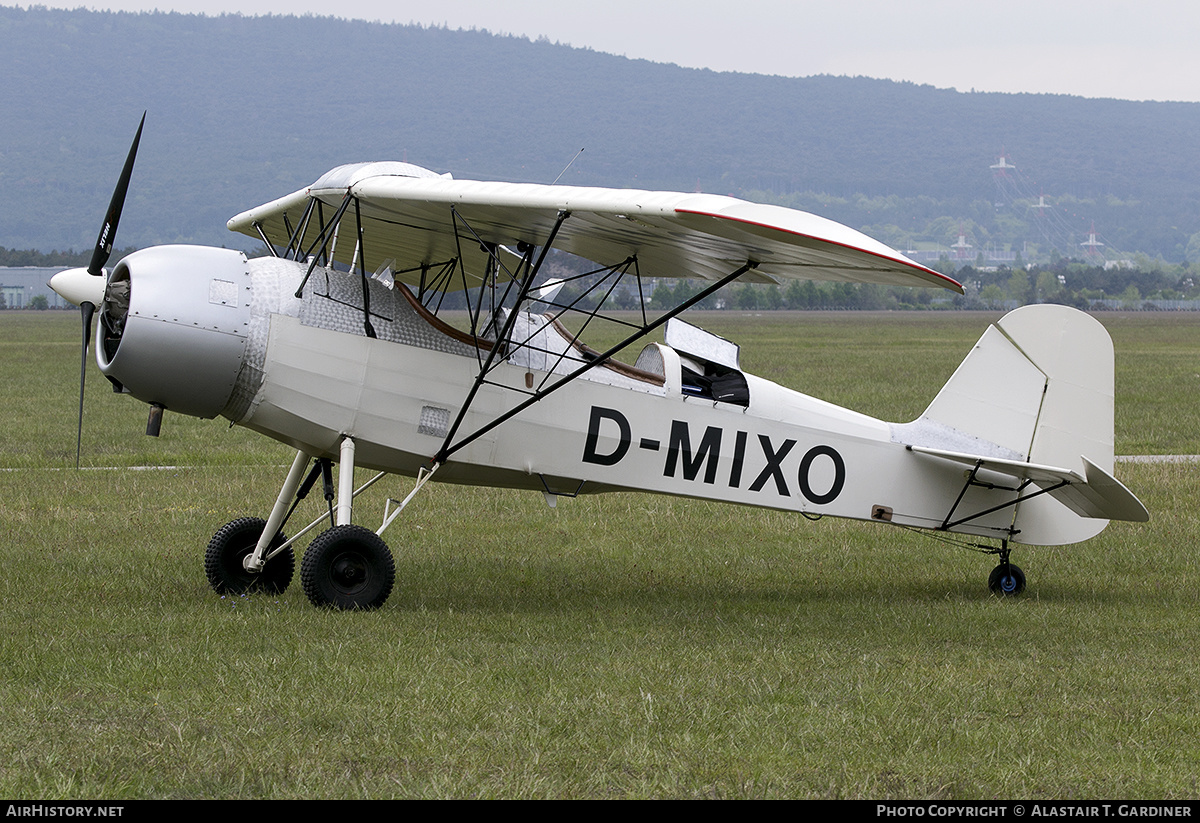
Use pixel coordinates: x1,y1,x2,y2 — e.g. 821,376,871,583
42,0,1200,102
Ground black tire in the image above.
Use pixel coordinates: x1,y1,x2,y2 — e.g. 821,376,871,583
205,517,294,595
301,524,395,610
988,563,1026,597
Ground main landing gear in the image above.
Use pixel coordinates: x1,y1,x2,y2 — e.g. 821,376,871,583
985,540,1026,597
300,524,394,610
204,439,435,610
204,517,295,595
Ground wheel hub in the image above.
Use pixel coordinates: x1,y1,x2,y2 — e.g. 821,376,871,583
331,553,368,591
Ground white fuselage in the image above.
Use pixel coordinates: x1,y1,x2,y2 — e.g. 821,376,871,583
227,257,1014,541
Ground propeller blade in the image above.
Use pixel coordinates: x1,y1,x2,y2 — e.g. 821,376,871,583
87,112,145,277
75,301,95,469
70,112,145,466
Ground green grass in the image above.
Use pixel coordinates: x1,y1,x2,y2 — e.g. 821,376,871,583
1,310,1198,798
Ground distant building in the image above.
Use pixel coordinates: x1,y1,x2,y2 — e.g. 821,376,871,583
0,267,70,309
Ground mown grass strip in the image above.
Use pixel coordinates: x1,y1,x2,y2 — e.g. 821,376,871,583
0,311,1194,798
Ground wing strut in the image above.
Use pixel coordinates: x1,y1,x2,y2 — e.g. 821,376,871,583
435,209,572,461
252,221,279,257
433,258,759,466
283,197,317,260
404,259,458,306
265,191,382,339
524,255,640,392
352,197,377,339
292,193,356,298
446,205,539,344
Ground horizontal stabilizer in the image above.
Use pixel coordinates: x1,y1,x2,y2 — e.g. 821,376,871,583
910,446,1149,523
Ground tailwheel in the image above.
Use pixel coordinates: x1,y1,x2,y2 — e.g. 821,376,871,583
988,563,1026,596
987,560,1026,597
983,539,1026,597
301,524,395,610
205,517,295,595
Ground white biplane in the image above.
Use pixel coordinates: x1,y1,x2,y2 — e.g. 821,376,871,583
51,119,1148,609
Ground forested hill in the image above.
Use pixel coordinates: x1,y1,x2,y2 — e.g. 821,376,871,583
4,5,1200,261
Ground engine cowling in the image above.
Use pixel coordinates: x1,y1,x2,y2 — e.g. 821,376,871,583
97,245,252,419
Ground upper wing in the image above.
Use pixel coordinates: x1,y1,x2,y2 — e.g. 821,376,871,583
228,161,962,293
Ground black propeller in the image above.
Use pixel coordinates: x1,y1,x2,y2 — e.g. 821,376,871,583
68,113,145,468
89,112,145,278
75,300,95,468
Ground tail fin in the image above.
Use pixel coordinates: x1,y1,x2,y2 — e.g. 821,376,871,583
893,305,1145,545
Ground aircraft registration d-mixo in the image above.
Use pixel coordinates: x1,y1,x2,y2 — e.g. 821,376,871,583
52,118,1148,610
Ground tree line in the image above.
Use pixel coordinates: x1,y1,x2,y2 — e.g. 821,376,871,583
8,244,1196,313
549,257,1200,312
0,246,139,268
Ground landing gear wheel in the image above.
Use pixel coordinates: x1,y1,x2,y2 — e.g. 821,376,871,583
988,563,1026,597
301,524,395,610
205,517,294,595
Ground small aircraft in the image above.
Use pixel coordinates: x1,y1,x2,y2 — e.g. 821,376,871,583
51,118,1148,609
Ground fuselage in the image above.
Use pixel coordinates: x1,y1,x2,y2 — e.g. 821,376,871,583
97,246,1017,541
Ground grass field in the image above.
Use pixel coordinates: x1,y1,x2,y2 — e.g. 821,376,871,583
1,310,1198,798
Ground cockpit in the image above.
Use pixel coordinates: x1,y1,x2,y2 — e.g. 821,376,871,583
633,319,750,407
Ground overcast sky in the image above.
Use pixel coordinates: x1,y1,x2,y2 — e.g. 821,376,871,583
40,1,1200,102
